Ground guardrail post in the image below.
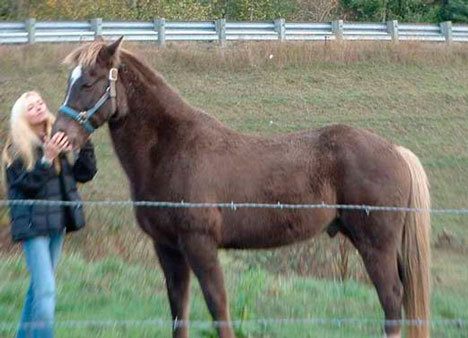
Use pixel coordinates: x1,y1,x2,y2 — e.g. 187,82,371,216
25,18,36,44
440,21,453,43
155,18,166,47
332,19,343,40
216,18,226,47
274,18,285,42
91,18,103,39
387,20,399,43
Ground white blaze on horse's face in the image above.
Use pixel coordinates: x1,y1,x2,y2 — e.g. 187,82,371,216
63,65,82,106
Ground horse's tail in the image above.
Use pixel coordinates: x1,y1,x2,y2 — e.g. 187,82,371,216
396,146,431,338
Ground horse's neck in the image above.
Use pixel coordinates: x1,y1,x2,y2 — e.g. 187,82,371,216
108,67,191,197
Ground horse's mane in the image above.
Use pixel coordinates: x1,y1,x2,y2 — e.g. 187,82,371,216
63,41,110,67
64,41,171,89
119,50,168,87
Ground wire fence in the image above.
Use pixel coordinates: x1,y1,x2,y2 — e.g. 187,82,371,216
0,201,466,336
0,317,466,332
1,199,468,215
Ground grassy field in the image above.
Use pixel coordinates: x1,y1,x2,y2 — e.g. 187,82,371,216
0,253,466,338
0,41,467,337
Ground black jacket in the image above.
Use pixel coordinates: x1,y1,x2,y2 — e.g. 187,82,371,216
6,140,97,242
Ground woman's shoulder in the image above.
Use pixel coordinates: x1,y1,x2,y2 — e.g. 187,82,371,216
4,144,39,171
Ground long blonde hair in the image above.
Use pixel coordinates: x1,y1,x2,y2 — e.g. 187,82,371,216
2,91,56,171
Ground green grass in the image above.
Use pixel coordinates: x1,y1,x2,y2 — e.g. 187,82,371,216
0,41,467,337
0,253,466,338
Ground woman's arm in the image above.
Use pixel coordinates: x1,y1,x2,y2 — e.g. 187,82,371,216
72,140,97,183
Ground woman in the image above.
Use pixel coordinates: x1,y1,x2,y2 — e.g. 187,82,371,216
2,91,97,338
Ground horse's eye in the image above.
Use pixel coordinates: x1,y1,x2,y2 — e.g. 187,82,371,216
82,77,102,89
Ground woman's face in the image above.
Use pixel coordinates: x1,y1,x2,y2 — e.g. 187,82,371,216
24,94,48,126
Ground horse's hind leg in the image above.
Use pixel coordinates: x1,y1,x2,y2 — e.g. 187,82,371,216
155,242,192,338
340,212,404,338
180,234,235,338
359,246,403,338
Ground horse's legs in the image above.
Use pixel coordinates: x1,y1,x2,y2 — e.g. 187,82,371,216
359,245,403,337
340,214,404,338
180,234,235,338
155,242,191,338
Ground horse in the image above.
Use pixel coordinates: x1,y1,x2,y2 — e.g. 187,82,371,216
52,38,431,338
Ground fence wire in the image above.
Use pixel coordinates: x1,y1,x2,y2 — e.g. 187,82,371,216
1,199,468,215
0,317,466,332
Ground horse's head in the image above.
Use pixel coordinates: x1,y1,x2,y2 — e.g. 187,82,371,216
53,37,128,149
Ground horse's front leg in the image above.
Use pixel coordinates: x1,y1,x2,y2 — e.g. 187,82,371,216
180,234,235,338
154,242,192,338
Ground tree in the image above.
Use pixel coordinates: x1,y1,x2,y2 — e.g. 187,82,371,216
0,0,24,19
292,0,339,21
209,0,295,21
440,0,468,22
340,0,441,22
340,0,388,21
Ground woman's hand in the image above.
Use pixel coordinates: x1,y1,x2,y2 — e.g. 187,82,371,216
43,132,72,161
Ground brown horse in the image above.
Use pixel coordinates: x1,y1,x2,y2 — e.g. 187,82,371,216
52,38,431,338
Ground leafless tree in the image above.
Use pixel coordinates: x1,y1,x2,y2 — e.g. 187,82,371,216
293,0,339,22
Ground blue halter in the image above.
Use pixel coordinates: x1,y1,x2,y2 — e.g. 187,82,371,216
58,68,118,134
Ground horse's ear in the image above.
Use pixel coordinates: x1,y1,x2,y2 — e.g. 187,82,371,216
106,36,124,57
97,36,123,66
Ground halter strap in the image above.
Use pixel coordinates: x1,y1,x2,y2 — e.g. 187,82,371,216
58,67,118,134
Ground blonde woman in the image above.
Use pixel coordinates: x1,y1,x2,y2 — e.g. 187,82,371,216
2,91,97,338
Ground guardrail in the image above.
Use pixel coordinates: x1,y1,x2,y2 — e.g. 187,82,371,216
1,19,467,45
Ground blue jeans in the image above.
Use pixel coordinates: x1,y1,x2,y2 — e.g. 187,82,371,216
17,232,64,338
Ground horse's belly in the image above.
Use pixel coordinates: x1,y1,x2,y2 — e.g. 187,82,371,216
222,228,318,249
220,209,335,249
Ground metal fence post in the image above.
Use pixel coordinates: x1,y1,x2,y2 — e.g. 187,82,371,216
155,18,166,47
387,20,399,43
25,18,35,44
332,20,343,40
216,18,226,47
440,21,453,43
274,18,285,42
91,18,103,39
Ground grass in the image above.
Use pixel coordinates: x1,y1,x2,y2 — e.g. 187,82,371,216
0,41,467,337
0,253,467,338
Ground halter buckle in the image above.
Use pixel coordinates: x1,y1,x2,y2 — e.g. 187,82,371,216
77,111,88,124
109,68,118,81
